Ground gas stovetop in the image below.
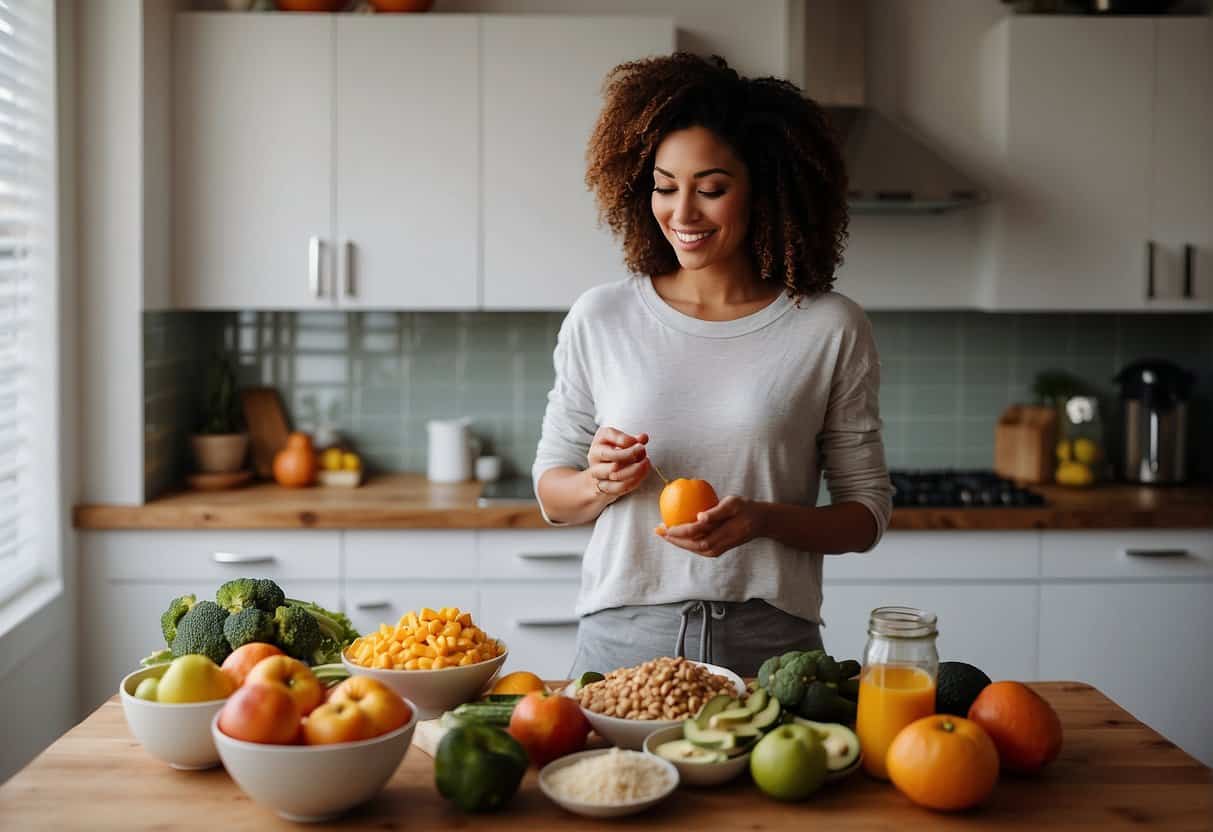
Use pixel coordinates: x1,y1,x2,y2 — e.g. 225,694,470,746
889,470,1047,509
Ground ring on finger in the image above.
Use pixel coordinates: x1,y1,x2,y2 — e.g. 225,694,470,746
596,478,610,494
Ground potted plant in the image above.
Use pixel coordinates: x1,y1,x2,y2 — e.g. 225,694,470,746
189,356,249,474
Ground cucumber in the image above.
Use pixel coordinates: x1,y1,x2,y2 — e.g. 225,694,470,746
483,694,525,704
450,701,516,727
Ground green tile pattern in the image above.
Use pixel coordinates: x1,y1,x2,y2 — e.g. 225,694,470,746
144,308,1213,492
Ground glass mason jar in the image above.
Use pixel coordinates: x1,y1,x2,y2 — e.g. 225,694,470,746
854,606,939,779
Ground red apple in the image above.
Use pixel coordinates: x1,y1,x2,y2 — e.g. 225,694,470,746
507,690,590,766
244,655,323,717
303,699,373,745
218,683,301,745
326,676,411,737
221,642,285,688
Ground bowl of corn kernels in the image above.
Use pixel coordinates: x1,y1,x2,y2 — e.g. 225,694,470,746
341,606,507,719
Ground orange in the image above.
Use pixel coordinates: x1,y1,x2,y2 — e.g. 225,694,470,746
886,714,1000,811
659,478,719,527
490,671,548,696
967,681,1063,775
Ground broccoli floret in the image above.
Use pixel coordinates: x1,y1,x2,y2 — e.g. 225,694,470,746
769,651,819,708
273,604,322,662
216,577,285,615
171,600,232,665
223,607,275,650
254,578,286,612
160,594,198,647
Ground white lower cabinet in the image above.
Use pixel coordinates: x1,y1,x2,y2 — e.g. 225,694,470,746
1039,582,1213,766
344,582,479,640
820,583,1039,683
478,584,581,680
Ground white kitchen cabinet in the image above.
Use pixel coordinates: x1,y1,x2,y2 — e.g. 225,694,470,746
344,531,477,581
479,584,581,680
477,528,591,580
344,582,479,640
1150,18,1213,308
78,531,341,712
334,17,479,309
481,17,675,310
820,583,1039,684
173,15,334,309
986,17,1154,310
1039,582,1213,766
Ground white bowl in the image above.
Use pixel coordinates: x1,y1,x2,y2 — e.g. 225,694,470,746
341,644,508,720
642,725,752,787
211,702,417,823
563,661,745,750
119,665,229,770
538,748,679,818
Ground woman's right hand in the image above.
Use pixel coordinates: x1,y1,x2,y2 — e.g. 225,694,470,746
586,426,651,501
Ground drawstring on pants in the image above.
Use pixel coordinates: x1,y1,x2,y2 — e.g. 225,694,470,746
674,601,728,664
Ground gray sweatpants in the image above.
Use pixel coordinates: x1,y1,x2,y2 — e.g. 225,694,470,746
568,599,824,679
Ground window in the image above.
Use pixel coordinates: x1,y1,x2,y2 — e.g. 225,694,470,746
0,0,57,605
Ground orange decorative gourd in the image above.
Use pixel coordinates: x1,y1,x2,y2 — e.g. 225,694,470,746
273,432,317,488
658,478,719,527
967,681,1063,775
886,715,1000,811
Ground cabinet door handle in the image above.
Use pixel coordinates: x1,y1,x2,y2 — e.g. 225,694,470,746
1182,243,1195,299
342,240,355,299
1123,548,1190,559
515,618,579,628
1145,240,1156,300
212,552,277,566
308,236,324,299
516,552,582,561
354,600,391,611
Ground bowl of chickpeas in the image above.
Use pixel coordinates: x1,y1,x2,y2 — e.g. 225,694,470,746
341,606,508,719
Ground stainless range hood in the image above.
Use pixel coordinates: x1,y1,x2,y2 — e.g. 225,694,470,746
826,106,985,214
798,2,986,214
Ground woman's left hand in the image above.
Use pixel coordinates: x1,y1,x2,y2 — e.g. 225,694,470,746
656,496,766,558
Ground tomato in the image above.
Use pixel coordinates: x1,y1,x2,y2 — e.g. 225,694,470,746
326,676,412,738
507,691,590,766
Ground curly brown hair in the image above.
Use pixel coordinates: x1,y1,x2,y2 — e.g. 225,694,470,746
585,53,848,299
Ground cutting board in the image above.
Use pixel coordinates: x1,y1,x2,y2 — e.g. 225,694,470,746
240,387,290,479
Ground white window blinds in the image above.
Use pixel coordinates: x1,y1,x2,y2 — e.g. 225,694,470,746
0,0,55,600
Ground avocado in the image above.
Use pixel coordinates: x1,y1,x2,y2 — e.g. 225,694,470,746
695,693,737,728
683,719,737,750
655,739,726,764
794,719,861,774
746,695,783,730
798,680,857,723
708,707,757,729
936,661,992,716
741,687,769,715
838,659,861,679
837,677,860,701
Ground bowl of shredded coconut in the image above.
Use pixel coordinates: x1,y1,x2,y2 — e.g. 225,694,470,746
538,747,679,818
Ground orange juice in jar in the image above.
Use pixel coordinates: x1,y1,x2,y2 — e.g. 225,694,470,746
854,607,938,779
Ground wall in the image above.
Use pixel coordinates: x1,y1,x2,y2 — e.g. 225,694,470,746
143,306,1213,496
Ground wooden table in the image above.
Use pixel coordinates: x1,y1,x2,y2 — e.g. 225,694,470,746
1,682,1209,830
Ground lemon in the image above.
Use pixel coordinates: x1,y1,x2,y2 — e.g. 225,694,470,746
1055,440,1072,463
321,447,344,471
490,671,547,696
1073,438,1100,465
1055,461,1094,488
341,451,362,472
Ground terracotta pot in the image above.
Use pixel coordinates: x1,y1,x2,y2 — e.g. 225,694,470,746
190,433,250,474
369,0,434,11
275,0,345,12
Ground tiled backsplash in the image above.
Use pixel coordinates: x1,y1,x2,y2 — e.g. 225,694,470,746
144,306,1213,498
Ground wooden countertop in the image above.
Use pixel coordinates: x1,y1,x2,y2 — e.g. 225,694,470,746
1,682,1208,830
72,473,1213,530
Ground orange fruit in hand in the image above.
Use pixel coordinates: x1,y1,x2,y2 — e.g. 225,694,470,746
659,478,719,527
967,681,1063,775
886,714,1000,811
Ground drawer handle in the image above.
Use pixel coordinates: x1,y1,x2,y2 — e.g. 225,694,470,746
515,618,579,628
516,552,582,561
354,600,392,611
212,552,277,566
1124,548,1190,559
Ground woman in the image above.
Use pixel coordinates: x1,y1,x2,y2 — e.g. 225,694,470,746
532,54,892,678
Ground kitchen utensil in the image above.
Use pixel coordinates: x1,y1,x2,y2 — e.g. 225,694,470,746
241,387,291,479
426,418,479,483
1115,359,1193,484
994,405,1058,484
186,470,253,492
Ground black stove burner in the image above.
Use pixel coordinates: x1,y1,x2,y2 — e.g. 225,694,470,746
889,470,1047,509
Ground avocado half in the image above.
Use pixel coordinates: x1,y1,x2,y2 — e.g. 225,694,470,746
793,718,862,781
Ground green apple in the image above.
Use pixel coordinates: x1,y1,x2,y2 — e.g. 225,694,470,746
156,655,235,704
749,723,828,802
133,677,159,702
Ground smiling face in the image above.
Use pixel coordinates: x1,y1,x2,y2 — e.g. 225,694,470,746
650,126,752,273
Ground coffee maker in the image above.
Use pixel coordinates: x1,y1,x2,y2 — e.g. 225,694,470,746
1114,359,1194,484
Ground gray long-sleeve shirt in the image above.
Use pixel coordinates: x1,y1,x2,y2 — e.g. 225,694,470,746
532,277,892,623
